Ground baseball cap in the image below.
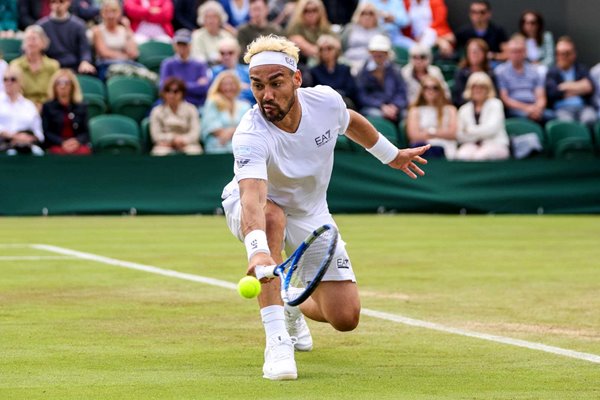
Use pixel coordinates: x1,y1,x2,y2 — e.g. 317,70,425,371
173,29,192,44
368,34,392,52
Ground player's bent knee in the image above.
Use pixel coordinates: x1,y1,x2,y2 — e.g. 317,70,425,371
330,307,360,332
265,201,286,232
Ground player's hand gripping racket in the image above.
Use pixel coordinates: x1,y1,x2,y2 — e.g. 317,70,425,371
254,224,339,306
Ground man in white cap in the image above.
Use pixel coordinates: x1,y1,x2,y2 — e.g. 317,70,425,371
221,35,430,381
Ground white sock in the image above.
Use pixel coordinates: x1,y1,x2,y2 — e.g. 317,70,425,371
261,305,287,339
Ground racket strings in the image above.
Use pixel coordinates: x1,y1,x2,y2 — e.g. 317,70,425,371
289,229,335,293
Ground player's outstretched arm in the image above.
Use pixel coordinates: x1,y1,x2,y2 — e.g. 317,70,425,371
239,178,277,276
345,110,430,179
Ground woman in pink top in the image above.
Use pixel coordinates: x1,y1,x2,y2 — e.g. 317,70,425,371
124,0,174,43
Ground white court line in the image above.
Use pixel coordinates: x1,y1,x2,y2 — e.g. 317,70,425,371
0,256,76,261
30,243,600,365
0,244,34,248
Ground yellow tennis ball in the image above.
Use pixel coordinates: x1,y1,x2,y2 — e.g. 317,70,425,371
238,276,261,299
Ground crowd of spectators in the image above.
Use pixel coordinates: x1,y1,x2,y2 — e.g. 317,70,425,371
0,0,599,159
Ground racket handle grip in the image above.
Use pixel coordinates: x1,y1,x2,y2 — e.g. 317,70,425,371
255,265,277,280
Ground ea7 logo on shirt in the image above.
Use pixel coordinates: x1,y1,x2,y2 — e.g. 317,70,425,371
315,130,332,147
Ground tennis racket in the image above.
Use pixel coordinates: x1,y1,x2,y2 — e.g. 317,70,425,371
254,224,339,306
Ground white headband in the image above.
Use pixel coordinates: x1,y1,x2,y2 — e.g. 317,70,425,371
248,51,297,72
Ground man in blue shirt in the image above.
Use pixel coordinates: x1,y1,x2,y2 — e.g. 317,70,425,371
545,36,596,125
159,29,211,107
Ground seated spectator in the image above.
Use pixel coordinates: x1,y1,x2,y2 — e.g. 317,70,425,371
519,10,554,76
455,72,509,160
406,74,457,158
92,0,140,81
38,0,96,74
452,38,496,107
545,36,596,126
401,0,455,57
496,34,548,122
362,0,409,48
237,0,282,63
0,65,44,155
70,0,101,24
201,70,250,153
10,25,60,111
401,44,449,104
150,77,203,155
18,0,51,31
590,63,600,120
0,0,18,38
310,34,359,110
455,0,507,65
356,34,408,123
41,69,92,155
191,0,235,65
322,0,358,25
160,28,211,107
123,0,174,44
341,2,385,75
0,57,6,93
220,0,250,30
211,37,254,104
285,0,333,67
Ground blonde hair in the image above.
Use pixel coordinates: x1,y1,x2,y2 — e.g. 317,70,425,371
463,71,496,101
243,34,300,65
22,25,50,51
351,2,379,25
287,0,330,34
207,70,241,113
197,0,228,26
47,69,83,104
411,75,450,126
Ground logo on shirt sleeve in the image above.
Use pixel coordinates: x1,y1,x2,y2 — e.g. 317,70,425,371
234,145,252,156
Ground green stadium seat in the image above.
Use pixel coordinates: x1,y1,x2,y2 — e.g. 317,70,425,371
84,94,108,119
106,76,157,123
592,121,600,156
77,74,106,99
89,114,142,154
393,46,409,65
545,120,594,159
137,41,174,73
139,116,152,153
367,115,401,146
504,117,546,157
0,38,22,62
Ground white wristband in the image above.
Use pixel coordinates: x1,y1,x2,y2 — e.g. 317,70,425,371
366,133,399,164
244,230,271,261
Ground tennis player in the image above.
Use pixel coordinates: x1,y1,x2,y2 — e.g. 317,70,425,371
221,35,430,380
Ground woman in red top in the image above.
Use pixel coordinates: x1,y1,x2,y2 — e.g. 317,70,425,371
402,0,455,57
124,0,174,43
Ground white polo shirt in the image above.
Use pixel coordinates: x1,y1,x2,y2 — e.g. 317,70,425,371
222,85,350,217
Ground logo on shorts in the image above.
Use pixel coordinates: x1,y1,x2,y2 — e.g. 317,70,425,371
336,258,350,269
315,130,332,147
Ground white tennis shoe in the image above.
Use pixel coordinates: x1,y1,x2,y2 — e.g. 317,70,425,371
262,333,297,381
285,304,313,351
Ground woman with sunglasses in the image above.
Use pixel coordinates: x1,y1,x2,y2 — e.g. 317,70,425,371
150,77,203,155
285,0,333,67
401,44,449,104
0,65,44,155
210,37,254,105
406,74,457,159
41,69,91,155
341,2,385,76
519,10,554,76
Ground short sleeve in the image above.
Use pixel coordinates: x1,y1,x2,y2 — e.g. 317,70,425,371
232,129,269,182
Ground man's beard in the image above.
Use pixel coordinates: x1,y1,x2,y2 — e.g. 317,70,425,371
261,94,296,122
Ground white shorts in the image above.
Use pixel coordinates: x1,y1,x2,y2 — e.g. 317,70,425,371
222,193,356,282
